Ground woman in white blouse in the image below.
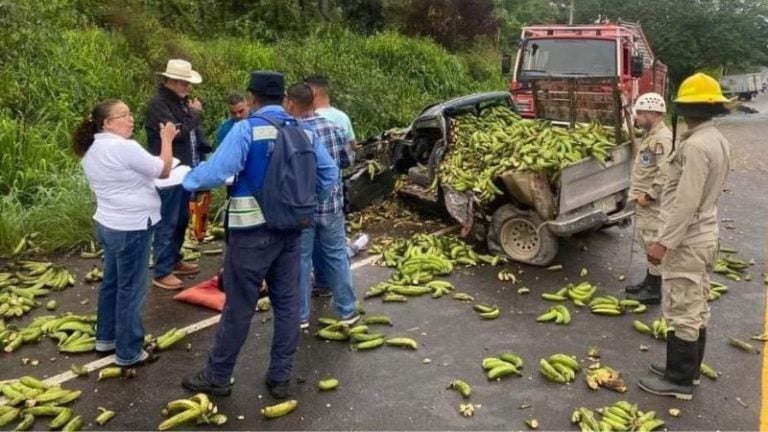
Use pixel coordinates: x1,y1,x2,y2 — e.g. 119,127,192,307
73,99,177,367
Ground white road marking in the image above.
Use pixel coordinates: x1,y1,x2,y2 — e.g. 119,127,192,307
1,224,460,390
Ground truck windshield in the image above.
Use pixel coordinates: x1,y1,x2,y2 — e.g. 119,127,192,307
518,39,616,80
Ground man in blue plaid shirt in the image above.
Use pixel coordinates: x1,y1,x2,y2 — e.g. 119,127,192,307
286,83,359,329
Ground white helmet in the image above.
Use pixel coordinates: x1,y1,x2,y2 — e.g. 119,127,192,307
634,92,667,114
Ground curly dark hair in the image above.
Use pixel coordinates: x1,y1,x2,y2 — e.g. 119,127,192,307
72,99,121,158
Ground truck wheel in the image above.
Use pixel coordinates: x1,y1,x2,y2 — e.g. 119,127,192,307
488,205,558,266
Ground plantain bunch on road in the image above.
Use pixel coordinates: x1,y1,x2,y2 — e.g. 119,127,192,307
366,234,500,300
1,313,97,354
441,105,617,203
0,375,85,431
571,400,665,432
0,261,76,321
158,393,227,430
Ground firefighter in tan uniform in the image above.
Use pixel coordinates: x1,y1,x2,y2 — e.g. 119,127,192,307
638,73,731,400
625,93,673,305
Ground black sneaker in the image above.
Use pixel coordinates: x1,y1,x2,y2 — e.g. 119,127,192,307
311,288,332,298
182,371,232,396
265,377,293,400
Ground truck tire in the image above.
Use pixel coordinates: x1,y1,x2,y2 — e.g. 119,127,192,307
488,204,558,266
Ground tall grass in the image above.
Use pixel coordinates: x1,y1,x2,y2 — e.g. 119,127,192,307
0,20,505,255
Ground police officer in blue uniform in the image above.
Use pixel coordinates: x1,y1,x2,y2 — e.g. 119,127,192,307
179,71,338,399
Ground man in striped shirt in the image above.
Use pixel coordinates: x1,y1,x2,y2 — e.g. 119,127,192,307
304,74,369,297
286,83,359,330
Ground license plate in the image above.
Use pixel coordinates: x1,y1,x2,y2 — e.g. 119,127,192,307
594,196,617,213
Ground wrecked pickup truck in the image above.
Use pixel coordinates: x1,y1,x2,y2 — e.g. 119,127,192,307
345,77,635,266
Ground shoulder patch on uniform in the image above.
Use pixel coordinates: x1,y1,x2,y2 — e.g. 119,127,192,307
639,150,654,167
252,125,278,140
654,142,664,155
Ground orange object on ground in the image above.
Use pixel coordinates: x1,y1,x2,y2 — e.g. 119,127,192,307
173,276,225,312
189,191,211,242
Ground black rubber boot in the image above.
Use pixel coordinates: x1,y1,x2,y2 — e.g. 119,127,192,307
626,274,661,305
639,332,697,400
697,327,707,372
650,328,706,385
625,270,651,294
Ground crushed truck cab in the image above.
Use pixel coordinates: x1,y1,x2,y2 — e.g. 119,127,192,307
346,77,635,266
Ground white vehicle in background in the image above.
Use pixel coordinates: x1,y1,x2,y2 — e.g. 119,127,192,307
719,73,763,101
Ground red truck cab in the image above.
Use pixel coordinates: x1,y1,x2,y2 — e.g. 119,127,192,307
502,21,667,118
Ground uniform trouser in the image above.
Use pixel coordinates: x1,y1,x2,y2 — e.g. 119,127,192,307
638,229,661,276
636,210,662,276
661,241,718,342
205,226,301,385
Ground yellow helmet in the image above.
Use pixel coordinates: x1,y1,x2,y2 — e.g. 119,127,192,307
674,72,729,104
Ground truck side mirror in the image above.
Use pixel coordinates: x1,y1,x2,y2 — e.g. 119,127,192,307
631,55,644,78
501,53,512,75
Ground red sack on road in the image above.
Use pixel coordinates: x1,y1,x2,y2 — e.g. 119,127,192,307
173,276,225,312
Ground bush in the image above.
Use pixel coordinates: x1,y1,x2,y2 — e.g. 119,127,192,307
0,17,506,255
0,113,94,254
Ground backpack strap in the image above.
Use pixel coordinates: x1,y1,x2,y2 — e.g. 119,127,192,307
251,113,282,130
237,114,284,203
252,113,304,133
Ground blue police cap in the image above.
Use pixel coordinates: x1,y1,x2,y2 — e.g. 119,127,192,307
248,71,285,97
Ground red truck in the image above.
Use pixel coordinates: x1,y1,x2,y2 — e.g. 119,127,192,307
501,21,667,118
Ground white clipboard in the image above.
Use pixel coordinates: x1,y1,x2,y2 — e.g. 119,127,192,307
155,158,191,189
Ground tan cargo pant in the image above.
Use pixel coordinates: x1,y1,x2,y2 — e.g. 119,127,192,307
660,242,718,342
638,229,661,276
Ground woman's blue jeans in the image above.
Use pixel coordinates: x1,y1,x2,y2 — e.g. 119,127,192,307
95,222,152,365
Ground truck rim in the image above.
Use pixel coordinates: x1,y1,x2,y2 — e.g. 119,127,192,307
500,217,540,260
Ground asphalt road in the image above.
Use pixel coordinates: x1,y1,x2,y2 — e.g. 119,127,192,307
1,95,767,431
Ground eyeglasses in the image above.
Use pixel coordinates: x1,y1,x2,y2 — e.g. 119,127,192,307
107,112,134,120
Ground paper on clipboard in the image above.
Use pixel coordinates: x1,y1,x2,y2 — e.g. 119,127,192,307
155,158,191,189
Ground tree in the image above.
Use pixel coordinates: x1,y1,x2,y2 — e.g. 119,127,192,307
493,0,569,50
570,0,768,86
342,0,387,33
401,0,500,50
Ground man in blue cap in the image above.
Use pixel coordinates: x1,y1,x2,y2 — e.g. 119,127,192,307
179,71,338,399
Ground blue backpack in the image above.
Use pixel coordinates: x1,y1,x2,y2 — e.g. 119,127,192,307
244,114,317,231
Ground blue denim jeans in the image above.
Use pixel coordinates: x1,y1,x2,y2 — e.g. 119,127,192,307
153,185,190,278
205,226,301,384
95,222,152,365
299,211,357,322
313,244,355,289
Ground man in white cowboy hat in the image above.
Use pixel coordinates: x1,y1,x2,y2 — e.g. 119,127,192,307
145,59,211,290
